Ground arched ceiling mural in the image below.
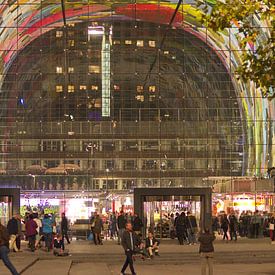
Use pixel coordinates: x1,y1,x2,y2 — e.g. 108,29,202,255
0,0,273,174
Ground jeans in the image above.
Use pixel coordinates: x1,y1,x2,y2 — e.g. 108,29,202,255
200,252,213,275
44,233,52,250
121,250,136,275
187,228,196,244
62,230,70,244
28,235,36,251
0,245,19,275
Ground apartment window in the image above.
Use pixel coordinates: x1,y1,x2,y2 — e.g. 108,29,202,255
137,85,143,93
149,40,156,47
68,67,74,73
113,40,121,45
68,40,75,47
164,50,169,55
104,160,115,169
91,85,98,91
56,31,63,38
123,160,136,170
135,95,144,102
125,40,132,45
102,141,115,151
80,85,87,90
89,65,100,74
136,40,144,47
149,95,156,101
56,66,63,74
56,85,63,93
68,85,75,93
149,86,156,93
114,85,120,91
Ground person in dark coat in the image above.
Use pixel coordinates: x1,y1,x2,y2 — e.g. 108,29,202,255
198,228,215,275
93,215,103,245
221,214,229,241
25,214,38,252
117,211,126,245
0,222,19,275
121,222,138,275
7,216,19,252
61,213,70,244
175,212,187,245
132,214,143,235
228,213,238,241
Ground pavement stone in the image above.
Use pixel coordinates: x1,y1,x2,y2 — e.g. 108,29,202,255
69,263,111,275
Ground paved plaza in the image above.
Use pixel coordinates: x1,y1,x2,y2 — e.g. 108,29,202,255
1,238,275,275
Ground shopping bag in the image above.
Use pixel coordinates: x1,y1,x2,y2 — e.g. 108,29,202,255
87,232,94,241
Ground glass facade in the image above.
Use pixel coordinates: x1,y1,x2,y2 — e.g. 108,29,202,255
0,1,274,197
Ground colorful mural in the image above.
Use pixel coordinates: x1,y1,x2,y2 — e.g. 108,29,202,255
0,0,273,174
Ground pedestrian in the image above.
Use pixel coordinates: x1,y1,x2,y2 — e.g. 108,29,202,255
198,228,215,275
110,212,117,239
33,212,42,249
25,214,38,252
93,214,103,245
117,211,126,245
175,212,187,245
15,214,22,252
132,213,143,236
61,213,71,244
228,212,238,241
42,214,53,252
120,222,137,275
7,215,19,252
0,221,19,275
187,212,197,244
90,212,97,245
221,214,229,241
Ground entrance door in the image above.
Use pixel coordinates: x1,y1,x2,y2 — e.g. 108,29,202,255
143,195,200,238
0,196,12,225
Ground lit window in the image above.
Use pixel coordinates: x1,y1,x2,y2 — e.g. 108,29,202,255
56,66,63,74
80,85,87,90
137,40,144,47
149,95,156,101
125,40,132,45
56,31,63,38
137,85,143,93
164,50,169,55
68,85,75,93
89,65,100,74
135,95,144,102
114,85,120,91
68,67,74,73
149,86,156,93
91,85,98,91
149,40,156,47
68,40,75,47
94,98,101,108
56,85,63,93
113,40,121,45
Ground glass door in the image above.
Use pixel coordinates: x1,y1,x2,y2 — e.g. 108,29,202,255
0,196,12,225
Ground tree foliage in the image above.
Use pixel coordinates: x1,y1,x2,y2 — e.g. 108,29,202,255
197,0,274,100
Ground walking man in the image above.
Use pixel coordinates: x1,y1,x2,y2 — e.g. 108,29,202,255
61,213,70,244
120,222,137,275
198,228,215,275
0,221,19,275
117,211,126,245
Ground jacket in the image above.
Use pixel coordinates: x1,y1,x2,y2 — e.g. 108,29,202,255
61,217,69,232
25,219,37,237
93,217,103,234
7,217,18,235
0,224,9,248
145,237,159,248
42,217,53,233
132,216,143,231
117,214,126,229
198,232,215,253
121,230,138,252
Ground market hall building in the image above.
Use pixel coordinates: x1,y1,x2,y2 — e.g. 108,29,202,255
0,1,274,229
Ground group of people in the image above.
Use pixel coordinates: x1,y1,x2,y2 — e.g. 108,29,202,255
212,210,271,242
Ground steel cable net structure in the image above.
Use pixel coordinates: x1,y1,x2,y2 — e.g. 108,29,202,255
0,0,274,194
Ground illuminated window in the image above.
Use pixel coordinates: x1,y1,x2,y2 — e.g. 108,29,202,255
56,66,63,74
149,95,156,101
149,86,156,93
137,85,143,93
137,40,144,47
94,98,101,108
114,85,120,91
89,65,100,74
68,67,74,73
68,40,75,47
80,85,87,90
91,85,98,91
149,40,156,47
164,50,169,55
113,40,120,45
68,85,75,93
56,31,63,38
56,85,63,93
125,40,132,45
135,95,144,102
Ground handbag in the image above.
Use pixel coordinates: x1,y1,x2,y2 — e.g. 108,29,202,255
87,232,94,241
